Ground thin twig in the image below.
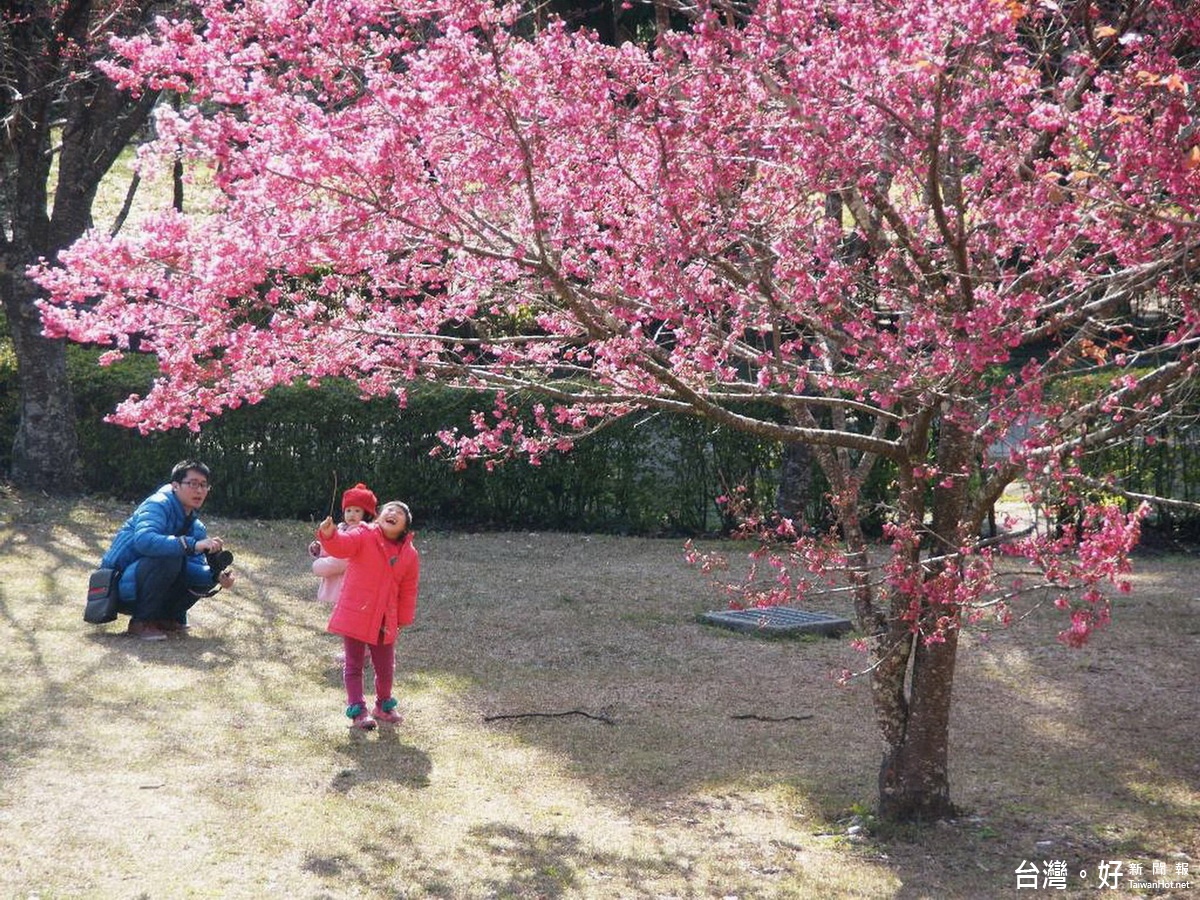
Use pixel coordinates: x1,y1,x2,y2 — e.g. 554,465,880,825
730,713,815,722
483,710,616,725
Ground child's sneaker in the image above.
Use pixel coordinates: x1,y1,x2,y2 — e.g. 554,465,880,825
346,703,376,731
372,698,403,725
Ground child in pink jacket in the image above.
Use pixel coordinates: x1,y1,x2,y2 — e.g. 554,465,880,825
316,499,419,730
310,482,377,603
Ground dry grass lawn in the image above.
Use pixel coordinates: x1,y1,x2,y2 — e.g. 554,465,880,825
0,488,1196,898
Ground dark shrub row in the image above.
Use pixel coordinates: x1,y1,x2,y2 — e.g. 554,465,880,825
21,347,793,533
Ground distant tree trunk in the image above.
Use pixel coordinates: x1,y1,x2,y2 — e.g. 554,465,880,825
2,270,79,491
654,0,670,38
172,93,185,212
1,0,77,491
110,172,142,237
0,1,162,490
775,439,813,522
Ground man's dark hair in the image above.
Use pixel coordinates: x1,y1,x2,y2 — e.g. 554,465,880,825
170,460,212,484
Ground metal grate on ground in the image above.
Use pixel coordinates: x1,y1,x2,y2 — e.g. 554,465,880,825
701,606,853,637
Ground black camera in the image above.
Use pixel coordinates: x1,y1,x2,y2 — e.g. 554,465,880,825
205,549,234,579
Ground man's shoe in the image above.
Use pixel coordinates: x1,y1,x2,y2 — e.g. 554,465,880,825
127,619,168,641
155,619,187,635
346,703,376,731
372,698,403,725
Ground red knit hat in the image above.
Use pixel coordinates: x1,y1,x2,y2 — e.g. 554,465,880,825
341,483,377,519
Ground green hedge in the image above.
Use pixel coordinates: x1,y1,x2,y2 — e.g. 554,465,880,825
23,345,789,533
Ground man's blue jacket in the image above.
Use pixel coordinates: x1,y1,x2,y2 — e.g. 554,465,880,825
101,484,214,601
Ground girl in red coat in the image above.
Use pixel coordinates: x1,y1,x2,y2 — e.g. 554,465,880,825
316,500,419,730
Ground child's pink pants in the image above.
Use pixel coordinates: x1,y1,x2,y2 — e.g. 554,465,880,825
342,636,396,708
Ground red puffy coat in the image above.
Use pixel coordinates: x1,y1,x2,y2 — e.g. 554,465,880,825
318,524,419,645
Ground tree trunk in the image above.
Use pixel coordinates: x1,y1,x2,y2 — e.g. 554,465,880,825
839,406,967,822
775,439,813,522
871,415,974,821
827,462,957,820
0,1,161,490
654,0,671,39
875,630,959,821
1,267,80,491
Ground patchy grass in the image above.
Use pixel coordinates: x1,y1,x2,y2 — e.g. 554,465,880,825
0,488,1196,898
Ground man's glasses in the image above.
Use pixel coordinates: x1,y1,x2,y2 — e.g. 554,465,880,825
180,480,212,491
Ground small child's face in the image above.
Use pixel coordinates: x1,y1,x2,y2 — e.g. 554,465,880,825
343,506,366,525
377,504,409,540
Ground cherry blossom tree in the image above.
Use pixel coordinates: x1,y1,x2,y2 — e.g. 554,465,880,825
34,0,1200,820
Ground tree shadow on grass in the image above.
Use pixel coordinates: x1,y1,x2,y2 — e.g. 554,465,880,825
298,821,691,899
300,827,432,892
467,822,689,900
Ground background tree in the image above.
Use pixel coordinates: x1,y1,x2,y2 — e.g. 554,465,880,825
35,0,1200,820
0,0,167,489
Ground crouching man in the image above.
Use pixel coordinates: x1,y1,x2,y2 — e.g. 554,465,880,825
101,460,235,641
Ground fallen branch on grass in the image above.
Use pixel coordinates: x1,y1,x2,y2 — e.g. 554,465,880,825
483,710,616,725
731,713,815,722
